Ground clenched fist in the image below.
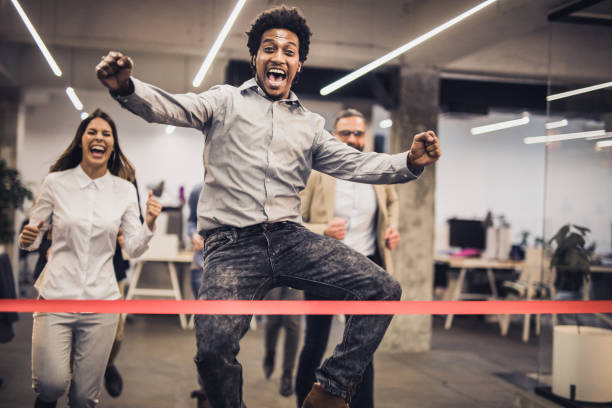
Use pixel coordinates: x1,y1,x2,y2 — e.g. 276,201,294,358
19,220,44,248
96,51,134,94
324,217,347,240
145,191,162,231
408,130,441,168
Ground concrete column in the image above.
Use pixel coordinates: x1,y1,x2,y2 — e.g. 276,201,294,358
382,64,439,352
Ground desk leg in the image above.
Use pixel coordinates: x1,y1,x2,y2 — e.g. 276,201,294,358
168,262,187,329
445,267,466,330
487,268,506,334
522,314,531,342
487,269,498,298
123,261,144,323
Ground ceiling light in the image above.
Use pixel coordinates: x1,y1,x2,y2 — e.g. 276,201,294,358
470,114,529,135
547,81,612,102
524,130,609,144
192,0,247,87
11,0,62,77
596,140,612,150
320,0,497,96
545,119,568,129
165,125,176,135
80,112,89,120
65,87,83,111
379,119,393,129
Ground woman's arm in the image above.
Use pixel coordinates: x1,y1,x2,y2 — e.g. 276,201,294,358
18,177,53,251
120,186,159,258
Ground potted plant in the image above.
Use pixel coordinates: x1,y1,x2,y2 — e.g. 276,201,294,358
0,158,33,251
548,223,592,293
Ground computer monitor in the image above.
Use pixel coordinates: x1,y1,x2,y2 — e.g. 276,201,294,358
448,218,486,250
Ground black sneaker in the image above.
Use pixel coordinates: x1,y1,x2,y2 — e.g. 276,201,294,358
279,370,293,397
104,365,123,397
34,398,57,408
263,351,275,379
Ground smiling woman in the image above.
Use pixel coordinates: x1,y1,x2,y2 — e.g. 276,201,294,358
49,109,134,181
17,109,161,408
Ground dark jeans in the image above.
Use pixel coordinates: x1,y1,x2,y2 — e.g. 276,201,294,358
295,252,382,408
264,287,301,374
194,222,401,408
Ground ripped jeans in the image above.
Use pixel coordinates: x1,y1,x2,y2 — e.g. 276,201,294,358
194,221,401,408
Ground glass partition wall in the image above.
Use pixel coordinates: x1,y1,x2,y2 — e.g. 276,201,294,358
535,16,612,407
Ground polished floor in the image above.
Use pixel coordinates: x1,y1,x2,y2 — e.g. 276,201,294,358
0,309,552,408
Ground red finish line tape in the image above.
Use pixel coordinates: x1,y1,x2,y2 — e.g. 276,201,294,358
1,299,611,315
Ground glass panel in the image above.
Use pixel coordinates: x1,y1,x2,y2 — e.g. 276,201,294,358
537,18,612,405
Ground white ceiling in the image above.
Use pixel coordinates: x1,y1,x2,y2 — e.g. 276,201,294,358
1,0,611,93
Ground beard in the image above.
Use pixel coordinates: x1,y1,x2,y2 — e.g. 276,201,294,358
347,143,364,152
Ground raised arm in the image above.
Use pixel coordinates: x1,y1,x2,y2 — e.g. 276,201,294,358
120,187,160,258
95,51,218,130
312,128,440,185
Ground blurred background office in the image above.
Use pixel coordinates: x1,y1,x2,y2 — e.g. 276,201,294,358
1,1,611,407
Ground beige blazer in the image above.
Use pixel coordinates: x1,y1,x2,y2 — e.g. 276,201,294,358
299,171,399,274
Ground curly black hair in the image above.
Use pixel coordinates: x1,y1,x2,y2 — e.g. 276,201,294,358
246,6,312,62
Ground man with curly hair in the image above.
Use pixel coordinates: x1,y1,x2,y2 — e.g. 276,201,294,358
96,6,441,408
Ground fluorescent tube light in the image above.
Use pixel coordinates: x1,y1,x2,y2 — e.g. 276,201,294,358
596,140,612,150
524,130,609,144
65,87,83,111
545,119,568,130
320,0,497,96
192,0,247,87
379,119,393,129
547,81,612,102
470,114,530,135
165,125,176,135
80,112,89,120
11,0,62,77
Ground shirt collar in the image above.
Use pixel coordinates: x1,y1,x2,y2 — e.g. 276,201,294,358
74,164,111,190
239,78,303,108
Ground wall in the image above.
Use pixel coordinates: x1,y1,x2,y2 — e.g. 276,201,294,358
436,110,612,253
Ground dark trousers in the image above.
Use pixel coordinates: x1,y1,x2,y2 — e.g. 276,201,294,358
295,252,382,408
194,222,401,408
264,287,301,374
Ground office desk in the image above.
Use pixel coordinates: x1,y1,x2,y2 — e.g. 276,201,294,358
435,256,524,330
590,265,612,274
124,251,194,329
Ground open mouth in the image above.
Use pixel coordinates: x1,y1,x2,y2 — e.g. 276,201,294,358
89,144,107,159
266,67,287,88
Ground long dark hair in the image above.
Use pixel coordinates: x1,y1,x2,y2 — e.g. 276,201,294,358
49,108,135,181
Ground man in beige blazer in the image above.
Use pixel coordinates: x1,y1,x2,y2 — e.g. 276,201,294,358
295,109,400,408
299,174,399,274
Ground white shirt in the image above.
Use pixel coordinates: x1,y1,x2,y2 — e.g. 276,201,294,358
334,179,378,256
21,165,153,300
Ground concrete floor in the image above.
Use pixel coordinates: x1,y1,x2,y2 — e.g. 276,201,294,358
0,310,554,408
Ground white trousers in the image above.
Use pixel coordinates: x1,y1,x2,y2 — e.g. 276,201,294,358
32,312,119,407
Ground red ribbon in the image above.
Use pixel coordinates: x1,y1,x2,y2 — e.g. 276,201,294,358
1,299,611,315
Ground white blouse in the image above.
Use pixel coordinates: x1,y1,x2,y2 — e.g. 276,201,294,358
21,165,153,300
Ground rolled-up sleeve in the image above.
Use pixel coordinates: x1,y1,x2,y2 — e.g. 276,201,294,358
312,128,422,184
